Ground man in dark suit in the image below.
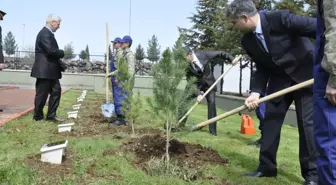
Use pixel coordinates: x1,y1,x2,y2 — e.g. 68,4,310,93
31,14,65,123
177,48,235,136
226,1,318,184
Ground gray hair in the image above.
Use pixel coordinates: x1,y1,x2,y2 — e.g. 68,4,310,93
226,0,258,19
46,14,62,24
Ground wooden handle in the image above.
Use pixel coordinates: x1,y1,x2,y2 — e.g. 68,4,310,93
176,54,242,125
105,23,110,103
191,79,314,130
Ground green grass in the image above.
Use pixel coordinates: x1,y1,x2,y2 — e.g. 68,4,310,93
0,89,304,185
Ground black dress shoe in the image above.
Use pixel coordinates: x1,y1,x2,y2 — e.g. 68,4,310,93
46,117,64,123
244,171,277,178
303,180,318,185
248,138,261,146
109,118,127,126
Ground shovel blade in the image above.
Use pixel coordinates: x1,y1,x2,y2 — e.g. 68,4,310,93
101,103,115,118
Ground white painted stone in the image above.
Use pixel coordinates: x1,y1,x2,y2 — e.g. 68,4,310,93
58,123,75,133
67,113,78,119
72,104,81,110
40,140,68,164
77,98,83,102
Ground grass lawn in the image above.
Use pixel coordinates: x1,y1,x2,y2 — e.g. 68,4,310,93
0,89,304,185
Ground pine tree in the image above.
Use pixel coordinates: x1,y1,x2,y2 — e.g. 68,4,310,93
135,44,145,74
85,45,90,61
147,35,161,63
178,0,242,55
147,45,196,166
3,31,18,56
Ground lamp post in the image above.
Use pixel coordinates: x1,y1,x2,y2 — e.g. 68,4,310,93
129,0,131,35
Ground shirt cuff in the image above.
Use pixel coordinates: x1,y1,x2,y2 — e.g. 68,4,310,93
328,74,336,88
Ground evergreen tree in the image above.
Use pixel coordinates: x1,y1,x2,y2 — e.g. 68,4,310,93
147,35,161,63
135,44,145,75
147,46,196,165
85,45,90,61
178,0,242,55
3,31,18,56
79,50,88,60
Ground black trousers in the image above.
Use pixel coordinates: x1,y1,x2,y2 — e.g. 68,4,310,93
178,88,217,135
257,82,318,180
33,78,61,120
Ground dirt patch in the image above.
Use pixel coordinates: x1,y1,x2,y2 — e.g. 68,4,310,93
23,149,74,183
106,134,228,168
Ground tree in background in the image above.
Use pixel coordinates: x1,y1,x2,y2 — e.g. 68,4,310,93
3,31,18,57
147,35,161,64
63,42,76,60
79,50,88,61
85,45,90,61
135,44,145,74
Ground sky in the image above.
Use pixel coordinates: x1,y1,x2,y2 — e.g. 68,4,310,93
0,0,198,59
0,0,252,93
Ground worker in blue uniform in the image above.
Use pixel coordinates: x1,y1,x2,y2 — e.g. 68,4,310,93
314,0,336,184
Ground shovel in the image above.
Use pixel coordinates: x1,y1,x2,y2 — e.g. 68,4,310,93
190,79,314,131
101,22,115,118
176,54,242,125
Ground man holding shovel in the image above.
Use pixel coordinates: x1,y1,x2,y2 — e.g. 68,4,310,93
314,0,336,184
226,1,318,184
177,48,235,136
108,37,122,125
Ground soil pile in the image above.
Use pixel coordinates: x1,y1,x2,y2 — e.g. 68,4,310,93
120,134,229,167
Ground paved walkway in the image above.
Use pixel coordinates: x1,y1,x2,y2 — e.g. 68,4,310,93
0,86,69,125
0,87,35,124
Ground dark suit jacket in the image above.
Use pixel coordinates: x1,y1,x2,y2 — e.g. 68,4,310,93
186,50,234,95
241,10,316,95
31,27,65,79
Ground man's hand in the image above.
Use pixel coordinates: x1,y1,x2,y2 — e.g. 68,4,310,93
325,85,336,105
245,92,260,111
196,91,204,103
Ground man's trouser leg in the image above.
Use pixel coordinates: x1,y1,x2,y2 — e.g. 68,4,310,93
314,65,336,185
46,79,61,119
293,87,318,182
113,82,126,116
257,92,291,174
206,90,217,136
34,78,52,120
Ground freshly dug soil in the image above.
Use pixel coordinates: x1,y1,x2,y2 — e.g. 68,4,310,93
106,134,229,168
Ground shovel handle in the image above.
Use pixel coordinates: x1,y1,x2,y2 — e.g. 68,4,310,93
176,54,242,125
191,79,314,130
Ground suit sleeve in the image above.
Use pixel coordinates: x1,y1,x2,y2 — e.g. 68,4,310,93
40,33,64,59
279,10,317,38
321,0,336,88
203,51,235,67
241,40,270,94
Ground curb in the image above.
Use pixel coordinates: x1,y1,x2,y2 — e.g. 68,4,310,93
0,88,72,127
0,86,18,91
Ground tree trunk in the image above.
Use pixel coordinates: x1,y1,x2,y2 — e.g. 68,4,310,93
165,120,170,167
239,60,243,96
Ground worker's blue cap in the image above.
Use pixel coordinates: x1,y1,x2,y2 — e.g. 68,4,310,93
111,37,122,43
120,35,132,44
